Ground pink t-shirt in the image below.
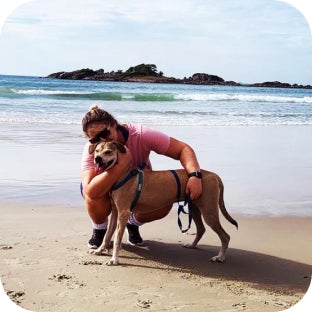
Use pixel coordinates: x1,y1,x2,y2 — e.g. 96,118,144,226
81,123,170,172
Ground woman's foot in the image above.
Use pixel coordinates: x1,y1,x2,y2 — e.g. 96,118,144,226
126,224,143,246
88,228,106,249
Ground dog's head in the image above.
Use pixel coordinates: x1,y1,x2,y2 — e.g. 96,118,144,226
89,141,126,171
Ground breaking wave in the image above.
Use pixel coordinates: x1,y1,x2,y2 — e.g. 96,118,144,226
1,87,311,104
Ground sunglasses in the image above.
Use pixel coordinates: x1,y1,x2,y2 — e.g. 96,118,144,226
89,127,111,144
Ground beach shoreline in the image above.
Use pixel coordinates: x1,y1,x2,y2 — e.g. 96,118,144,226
1,202,311,312
1,124,312,217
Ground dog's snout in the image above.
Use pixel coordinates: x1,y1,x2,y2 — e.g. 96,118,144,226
95,156,102,164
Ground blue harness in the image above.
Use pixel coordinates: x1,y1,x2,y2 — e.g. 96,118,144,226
111,163,192,233
112,163,146,211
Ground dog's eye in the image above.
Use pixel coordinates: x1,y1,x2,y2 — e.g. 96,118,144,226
104,150,112,155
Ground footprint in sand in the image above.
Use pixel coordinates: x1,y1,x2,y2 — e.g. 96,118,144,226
137,299,152,309
7,290,25,304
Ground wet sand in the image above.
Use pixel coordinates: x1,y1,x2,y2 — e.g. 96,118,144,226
0,203,311,311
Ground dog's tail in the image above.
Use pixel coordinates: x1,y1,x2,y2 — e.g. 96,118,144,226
217,175,238,229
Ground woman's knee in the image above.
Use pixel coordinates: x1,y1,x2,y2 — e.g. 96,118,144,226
84,194,112,222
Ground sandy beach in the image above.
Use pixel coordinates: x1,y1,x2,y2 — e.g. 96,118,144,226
2,2,312,307
0,202,311,312
1,105,312,311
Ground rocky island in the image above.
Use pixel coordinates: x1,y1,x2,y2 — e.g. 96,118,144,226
47,63,312,89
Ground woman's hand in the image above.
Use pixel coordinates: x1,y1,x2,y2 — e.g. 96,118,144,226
186,177,203,200
116,145,132,170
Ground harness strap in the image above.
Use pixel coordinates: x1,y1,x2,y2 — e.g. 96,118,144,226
170,170,181,200
112,162,147,191
112,162,146,211
169,170,192,233
130,168,143,211
112,168,139,191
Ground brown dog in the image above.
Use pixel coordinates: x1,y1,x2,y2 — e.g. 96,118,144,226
89,141,238,265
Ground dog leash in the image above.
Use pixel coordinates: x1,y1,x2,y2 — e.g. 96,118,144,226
169,170,192,233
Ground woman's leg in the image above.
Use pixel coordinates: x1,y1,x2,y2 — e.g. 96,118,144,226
84,193,111,224
84,193,112,248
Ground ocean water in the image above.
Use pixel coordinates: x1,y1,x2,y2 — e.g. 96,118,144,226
0,74,312,216
1,75,312,127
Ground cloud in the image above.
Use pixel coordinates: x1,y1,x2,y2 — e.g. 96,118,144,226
0,0,33,32
1,0,312,35
3,0,205,29
279,0,312,34
2,0,309,46
0,0,311,83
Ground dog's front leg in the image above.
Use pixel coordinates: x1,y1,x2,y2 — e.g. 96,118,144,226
106,209,130,266
89,203,118,256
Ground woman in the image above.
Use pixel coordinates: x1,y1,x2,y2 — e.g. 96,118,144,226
81,105,202,248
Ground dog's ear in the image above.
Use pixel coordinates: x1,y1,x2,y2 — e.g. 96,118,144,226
88,143,98,154
113,141,126,153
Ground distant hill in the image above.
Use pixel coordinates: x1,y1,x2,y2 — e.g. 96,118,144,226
47,63,239,86
47,63,312,89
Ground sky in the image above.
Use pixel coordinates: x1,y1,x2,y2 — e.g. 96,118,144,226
0,0,312,84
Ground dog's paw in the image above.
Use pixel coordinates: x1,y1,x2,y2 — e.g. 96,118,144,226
89,249,103,256
182,243,197,249
210,255,225,263
106,258,119,266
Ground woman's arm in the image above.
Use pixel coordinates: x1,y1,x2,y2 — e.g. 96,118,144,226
81,148,132,200
165,137,202,200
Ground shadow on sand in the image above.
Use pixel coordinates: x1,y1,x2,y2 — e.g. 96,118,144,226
119,240,311,293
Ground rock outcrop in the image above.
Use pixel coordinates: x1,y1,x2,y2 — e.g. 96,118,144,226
47,64,312,89
48,66,238,86
250,81,312,89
